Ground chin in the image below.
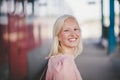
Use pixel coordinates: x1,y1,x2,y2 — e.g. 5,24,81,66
68,44,78,48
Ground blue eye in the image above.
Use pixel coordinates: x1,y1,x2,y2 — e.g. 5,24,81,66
74,28,80,31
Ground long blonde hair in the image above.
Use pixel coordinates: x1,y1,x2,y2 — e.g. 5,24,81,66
49,14,83,57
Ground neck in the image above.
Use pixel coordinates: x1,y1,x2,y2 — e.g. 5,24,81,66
61,46,75,55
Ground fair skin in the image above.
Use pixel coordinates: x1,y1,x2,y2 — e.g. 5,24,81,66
58,18,80,55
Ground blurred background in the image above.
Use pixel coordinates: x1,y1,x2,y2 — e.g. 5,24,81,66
0,0,120,80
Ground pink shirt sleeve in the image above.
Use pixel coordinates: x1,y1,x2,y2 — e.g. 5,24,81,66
46,54,82,80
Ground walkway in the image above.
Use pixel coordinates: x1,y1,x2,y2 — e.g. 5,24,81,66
27,38,120,80
75,38,120,80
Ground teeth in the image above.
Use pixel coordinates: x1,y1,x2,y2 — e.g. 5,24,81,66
69,38,76,41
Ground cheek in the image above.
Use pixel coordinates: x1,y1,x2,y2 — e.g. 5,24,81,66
76,32,81,37
58,33,69,41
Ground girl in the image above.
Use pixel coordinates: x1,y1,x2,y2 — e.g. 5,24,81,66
46,15,83,80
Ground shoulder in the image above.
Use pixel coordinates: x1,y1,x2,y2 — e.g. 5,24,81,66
50,54,73,60
48,54,74,67
49,54,65,64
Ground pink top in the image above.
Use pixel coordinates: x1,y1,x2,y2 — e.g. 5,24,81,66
46,54,82,80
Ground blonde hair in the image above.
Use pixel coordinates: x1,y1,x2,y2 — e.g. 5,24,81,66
49,14,83,57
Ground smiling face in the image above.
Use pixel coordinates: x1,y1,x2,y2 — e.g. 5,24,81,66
58,18,80,49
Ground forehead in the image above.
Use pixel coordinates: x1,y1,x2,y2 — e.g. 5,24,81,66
65,18,76,23
62,18,79,28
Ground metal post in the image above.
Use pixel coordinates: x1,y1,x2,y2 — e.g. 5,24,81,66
32,0,34,15
101,0,104,38
108,0,117,54
118,0,120,50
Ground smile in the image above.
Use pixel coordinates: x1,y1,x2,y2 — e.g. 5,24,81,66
68,38,77,42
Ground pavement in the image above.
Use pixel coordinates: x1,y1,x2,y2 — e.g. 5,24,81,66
27,38,120,80
75,38,120,80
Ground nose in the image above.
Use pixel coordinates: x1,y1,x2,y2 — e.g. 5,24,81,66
70,30,76,37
